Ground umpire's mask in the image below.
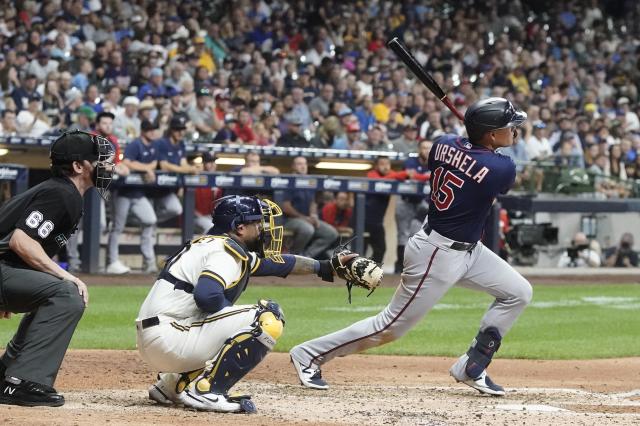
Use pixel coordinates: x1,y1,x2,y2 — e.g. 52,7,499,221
50,130,116,200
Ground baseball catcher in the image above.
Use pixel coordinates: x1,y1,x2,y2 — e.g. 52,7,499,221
137,195,382,413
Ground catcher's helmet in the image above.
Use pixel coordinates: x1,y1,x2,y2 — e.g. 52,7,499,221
210,195,264,234
210,195,284,261
464,97,527,142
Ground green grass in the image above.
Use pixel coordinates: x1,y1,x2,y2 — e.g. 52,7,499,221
0,284,638,359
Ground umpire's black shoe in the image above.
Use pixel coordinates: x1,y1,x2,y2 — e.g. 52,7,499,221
0,377,65,407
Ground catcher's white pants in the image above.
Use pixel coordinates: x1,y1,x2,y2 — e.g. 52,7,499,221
136,305,259,373
291,228,532,368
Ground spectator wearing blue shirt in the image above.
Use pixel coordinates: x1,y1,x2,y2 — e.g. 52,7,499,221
282,156,339,258
10,73,39,112
137,68,167,100
106,119,161,275
355,95,376,133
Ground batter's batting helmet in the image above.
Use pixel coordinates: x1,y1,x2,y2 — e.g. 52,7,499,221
464,97,527,142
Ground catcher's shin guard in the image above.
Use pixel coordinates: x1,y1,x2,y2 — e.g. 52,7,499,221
464,327,501,379
193,302,284,395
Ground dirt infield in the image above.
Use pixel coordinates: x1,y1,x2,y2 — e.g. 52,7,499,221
1,350,638,425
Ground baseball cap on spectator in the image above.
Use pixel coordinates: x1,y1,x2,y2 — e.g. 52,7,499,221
26,73,38,80
618,97,630,106
193,36,205,44
38,48,50,59
338,107,353,117
77,105,96,120
65,87,83,105
123,96,140,107
365,67,377,75
584,103,598,113
139,99,155,110
403,123,419,132
166,86,181,97
533,121,546,129
346,121,361,133
169,115,188,130
150,67,163,78
202,151,216,163
28,92,42,102
96,111,115,122
141,119,159,132
196,87,212,98
285,111,304,126
214,90,230,101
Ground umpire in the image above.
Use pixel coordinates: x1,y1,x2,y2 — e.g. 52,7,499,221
0,130,114,407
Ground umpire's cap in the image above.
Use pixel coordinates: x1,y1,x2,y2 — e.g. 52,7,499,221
464,97,527,142
50,130,109,164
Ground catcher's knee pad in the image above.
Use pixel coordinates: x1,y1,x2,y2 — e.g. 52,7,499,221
465,327,501,379
194,303,284,395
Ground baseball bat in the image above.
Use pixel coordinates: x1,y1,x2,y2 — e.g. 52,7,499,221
386,37,465,122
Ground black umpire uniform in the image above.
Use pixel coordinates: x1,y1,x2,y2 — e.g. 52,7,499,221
0,130,114,407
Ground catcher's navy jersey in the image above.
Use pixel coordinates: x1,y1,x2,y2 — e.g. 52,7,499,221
427,134,516,243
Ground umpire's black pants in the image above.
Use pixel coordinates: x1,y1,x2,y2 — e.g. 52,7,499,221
0,261,85,386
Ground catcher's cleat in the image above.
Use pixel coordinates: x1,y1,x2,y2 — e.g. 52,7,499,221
449,354,505,396
177,382,255,413
148,373,181,405
290,355,329,390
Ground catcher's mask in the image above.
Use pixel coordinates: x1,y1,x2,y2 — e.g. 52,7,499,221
210,195,284,262
50,130,115,200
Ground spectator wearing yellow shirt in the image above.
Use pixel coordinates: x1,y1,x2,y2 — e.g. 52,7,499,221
508,67,530,96
193,36,216,74
372,92,396,124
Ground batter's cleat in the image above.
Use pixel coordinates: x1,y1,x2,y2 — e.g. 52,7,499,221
290,355,329,390
449,354,505,396
148,373,181,405
177,383,254,413
0,377,65,407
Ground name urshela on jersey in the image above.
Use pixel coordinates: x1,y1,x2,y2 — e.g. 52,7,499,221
433,143,490,183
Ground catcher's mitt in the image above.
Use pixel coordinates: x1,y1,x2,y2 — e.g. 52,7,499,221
330,238,383,303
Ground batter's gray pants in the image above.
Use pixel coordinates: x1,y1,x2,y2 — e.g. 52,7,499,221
108,193,182,265
0,262,85,386
291,228,532,368
286,218,339,258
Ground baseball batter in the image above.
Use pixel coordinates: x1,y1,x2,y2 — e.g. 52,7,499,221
137,195,368,413
291,98,533,396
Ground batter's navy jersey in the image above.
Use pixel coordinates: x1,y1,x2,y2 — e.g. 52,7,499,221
427,134,516,243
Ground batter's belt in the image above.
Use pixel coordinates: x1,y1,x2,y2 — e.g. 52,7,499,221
423,224,477,252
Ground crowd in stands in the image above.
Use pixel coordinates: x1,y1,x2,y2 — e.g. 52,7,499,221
1,0,640,269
